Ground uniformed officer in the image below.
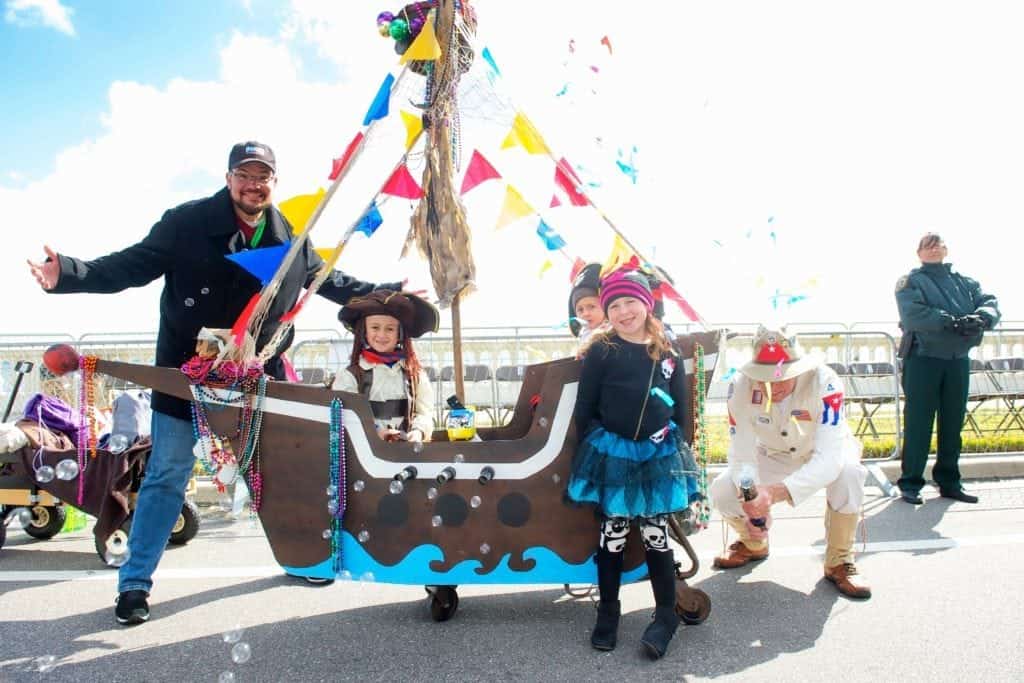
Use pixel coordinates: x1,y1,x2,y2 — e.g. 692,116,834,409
709,326,871,599
895,233,1000,505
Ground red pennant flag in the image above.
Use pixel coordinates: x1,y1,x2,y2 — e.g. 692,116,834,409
569,257,586,282
658,281,702,323
460,150,502,195
231,292,262,345
549,194,562,208
554,158,588,207
278,293,308,324
381,164,423,199
329,132,364,181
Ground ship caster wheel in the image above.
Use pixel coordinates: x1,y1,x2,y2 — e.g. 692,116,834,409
427,585,459,622
675,586,711,625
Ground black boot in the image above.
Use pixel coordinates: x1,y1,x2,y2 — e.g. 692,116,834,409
591,600,621,651
641,548,680,659
591,545,624,650
640,606,680,659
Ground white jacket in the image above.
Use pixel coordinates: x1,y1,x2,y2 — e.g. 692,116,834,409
332,357,435,438
726,364,862,506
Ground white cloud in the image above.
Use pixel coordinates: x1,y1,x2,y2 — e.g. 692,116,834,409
4,1,1024,339
4,0,75,36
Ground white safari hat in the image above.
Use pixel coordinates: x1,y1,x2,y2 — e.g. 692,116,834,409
739,325,820,382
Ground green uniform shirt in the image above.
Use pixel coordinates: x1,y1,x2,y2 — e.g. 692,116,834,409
895,262,1000,359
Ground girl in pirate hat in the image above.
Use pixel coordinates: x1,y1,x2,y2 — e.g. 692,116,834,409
567,268,700,659
333,290,440,443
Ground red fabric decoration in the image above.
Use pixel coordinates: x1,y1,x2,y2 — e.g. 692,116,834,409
658,281,702,323
460,150,502,195
569,257,586,282
329,132,365,181
381,164,424,199
231,293,262,345
754,341,793,364
278,293,309,324
553,158,588,207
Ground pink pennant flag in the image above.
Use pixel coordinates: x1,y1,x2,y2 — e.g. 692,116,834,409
549,194,562,208
329,132,365,181
554,158,588,207
658,281,702,323
460,150,502,195
381,164,424,199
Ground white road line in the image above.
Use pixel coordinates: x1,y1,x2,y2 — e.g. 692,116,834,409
3,533,1024,582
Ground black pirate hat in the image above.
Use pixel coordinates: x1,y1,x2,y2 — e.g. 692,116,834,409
339,290,440,338
567,262,602,337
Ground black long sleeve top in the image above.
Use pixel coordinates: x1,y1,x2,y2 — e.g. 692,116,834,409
574,336,688,442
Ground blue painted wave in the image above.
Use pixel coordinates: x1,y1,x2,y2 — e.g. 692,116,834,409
281,532,649,585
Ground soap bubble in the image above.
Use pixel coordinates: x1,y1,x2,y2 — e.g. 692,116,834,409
35,465,55,483
17,508,33,526
480,543,491,555
538,417,549,428
412,441,424,453
352,480,365,492
104,546,131,568
359,572,375,583
55,459,79,481
108,433,130,454
426,487,438,500
551,473,561,484
336,569,353,581
389,480,404,495
357,530,370,543
327,500,339,515
453,453,465,464
431,515,443,527
326,484,337,496
218,672,235,683
321,529,332,540
35,655,57,673
222,625,244,644
230,642,251,664
470,496,481,508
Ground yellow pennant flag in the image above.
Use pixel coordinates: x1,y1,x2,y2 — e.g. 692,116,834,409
500,112,550,155
495,184,535,230
279,188,326,233
538,259,553,278
400,110,423,150
400,19,442,63
314,247,334,262
600,234,637,277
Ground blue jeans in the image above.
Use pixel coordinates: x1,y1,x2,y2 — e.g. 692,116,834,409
118,411,197,594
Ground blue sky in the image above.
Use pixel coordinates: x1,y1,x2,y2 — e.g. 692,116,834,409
1,1,338,182
2,1,1022,336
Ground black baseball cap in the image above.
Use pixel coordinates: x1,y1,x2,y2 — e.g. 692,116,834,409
228,141,276,173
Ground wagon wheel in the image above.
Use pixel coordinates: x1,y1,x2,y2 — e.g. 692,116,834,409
674,583,711,625
427,585,459,622
96,514,133,567
562,584,596,599
168,500,200,545
23,505,67,540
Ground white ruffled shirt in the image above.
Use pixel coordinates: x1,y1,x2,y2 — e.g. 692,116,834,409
331,357,435,439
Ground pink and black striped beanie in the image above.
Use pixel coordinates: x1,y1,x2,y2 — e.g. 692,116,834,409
599,269,654,314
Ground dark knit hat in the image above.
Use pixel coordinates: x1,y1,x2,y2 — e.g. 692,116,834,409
599,269,654,314
338,290,439,338
568,262,602,337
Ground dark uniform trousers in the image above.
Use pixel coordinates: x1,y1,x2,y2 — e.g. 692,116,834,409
898,353,970,494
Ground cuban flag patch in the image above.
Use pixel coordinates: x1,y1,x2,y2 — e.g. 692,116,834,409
821,392,844,426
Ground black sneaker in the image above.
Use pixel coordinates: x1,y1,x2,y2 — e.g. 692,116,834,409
939,488,979,504
115,590,150,625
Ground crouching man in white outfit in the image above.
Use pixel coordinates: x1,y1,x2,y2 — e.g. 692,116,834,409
709,326,871,599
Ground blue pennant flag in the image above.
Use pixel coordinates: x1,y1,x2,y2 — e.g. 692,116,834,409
355,202,384,237
225,243,290,285
363,74,395,126
481,47,500,76
536,219,566,251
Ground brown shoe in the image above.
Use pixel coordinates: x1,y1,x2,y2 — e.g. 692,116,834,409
824,563,872,599
713,541,769,569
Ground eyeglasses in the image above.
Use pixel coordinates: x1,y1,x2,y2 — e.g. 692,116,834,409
231,170,276,187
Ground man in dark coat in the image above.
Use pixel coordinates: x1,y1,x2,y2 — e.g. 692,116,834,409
27,141,402,625
895,232,1000,505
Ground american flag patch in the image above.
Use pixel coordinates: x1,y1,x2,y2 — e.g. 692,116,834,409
791,409,812,421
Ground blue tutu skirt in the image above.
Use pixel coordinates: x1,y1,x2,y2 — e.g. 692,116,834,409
566,422,701,519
